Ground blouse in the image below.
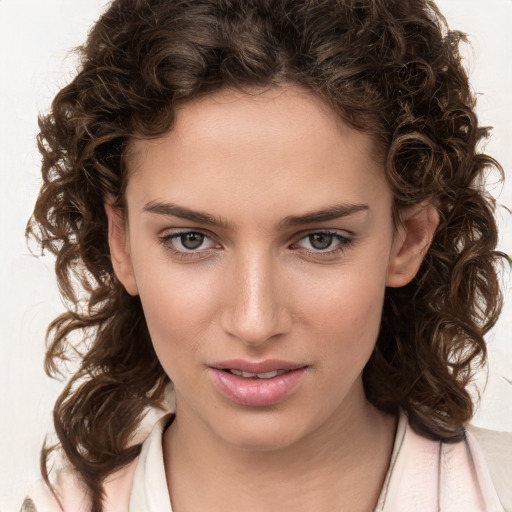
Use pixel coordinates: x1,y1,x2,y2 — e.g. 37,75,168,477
21,410,512,511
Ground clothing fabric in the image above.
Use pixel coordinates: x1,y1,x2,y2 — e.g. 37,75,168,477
21,411,512,512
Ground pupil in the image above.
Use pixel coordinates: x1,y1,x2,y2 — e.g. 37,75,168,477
310,233,333,250
181,232,204,249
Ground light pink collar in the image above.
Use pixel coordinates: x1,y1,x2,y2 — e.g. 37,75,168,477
375,411,504,511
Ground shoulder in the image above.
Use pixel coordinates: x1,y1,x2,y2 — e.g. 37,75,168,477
377,412,510,511
21,393,176,512
19,467,90,512
20,458,141,512
20,412,173,512
20,445,139,512
467,424,512,512
19,493,58,512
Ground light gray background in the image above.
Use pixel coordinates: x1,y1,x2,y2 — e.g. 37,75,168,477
1,0,511,510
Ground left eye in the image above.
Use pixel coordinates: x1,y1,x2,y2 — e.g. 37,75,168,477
295,232,349,251
178,232,206,250
161,231,218,252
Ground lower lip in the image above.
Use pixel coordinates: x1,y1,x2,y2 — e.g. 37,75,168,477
209,367,307,406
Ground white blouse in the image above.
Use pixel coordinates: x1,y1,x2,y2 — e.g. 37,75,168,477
22,411,512,512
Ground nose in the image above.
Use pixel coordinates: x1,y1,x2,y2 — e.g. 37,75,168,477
220,251,292,347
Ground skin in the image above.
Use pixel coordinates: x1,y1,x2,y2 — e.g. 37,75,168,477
107,86,438,512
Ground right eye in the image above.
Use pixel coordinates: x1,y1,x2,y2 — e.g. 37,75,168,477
159,230,221,258
175,232,207,250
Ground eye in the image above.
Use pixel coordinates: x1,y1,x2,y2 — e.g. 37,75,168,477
292,231,353,255
177,232,207,250
303,232,337,250
159,230,220,256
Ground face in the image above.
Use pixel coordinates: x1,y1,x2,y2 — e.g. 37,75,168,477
108,86,433,451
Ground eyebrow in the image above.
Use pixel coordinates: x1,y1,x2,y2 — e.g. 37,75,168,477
278,203,369,228
143,200,369,230
143,201,233,229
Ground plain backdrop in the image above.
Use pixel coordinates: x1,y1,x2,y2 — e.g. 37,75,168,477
1,0,511,510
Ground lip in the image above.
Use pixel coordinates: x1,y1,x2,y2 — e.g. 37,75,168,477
208,359,308,406
210,359,306,373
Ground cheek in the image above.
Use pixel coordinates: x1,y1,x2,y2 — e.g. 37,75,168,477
295,258,388,362
133,264,222,375
299,273,386,407
305,276,385,337
132,241,218,328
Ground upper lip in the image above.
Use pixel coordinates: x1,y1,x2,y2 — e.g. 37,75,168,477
210,359,307,373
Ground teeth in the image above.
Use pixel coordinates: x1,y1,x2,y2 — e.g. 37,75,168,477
228,369,287,379
256,370,279,379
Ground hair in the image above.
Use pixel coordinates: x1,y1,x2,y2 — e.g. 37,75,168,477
27,0,505,509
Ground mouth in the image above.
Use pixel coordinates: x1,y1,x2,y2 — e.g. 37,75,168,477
208,360,308,406
211,359,307,378
224,368,290,379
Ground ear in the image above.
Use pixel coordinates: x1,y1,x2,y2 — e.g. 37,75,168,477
105,203,139,296
386,203,439,288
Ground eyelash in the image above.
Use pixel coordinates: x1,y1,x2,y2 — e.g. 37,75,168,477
158,230,220,261
291,231,354,259
158,229,354,261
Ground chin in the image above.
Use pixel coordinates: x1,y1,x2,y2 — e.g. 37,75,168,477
210,408,315,453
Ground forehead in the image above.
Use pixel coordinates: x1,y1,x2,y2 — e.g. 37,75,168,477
128,85,381,165
125,86,390,219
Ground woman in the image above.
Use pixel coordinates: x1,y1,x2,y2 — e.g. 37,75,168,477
22,0,512,510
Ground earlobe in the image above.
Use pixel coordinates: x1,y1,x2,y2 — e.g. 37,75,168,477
386,203,439,288
105,203,139,296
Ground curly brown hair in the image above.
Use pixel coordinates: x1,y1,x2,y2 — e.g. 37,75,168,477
28,0,505,509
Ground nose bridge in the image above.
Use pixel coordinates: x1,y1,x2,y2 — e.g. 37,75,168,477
223,246,288,345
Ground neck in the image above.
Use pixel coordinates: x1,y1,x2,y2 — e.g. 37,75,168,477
163,383,396,512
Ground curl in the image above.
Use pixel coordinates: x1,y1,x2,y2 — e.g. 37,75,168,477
27,0,506,508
